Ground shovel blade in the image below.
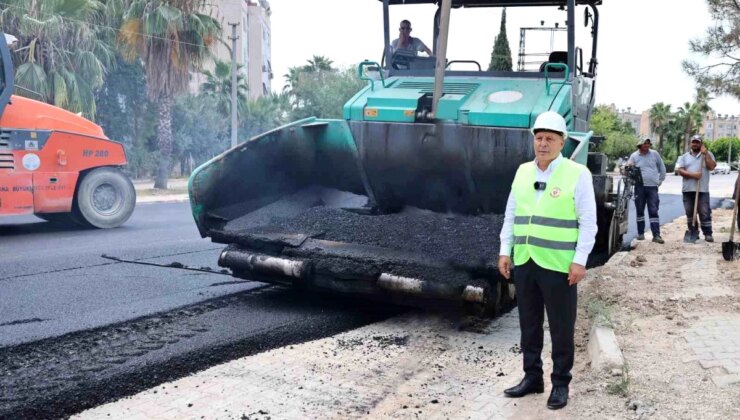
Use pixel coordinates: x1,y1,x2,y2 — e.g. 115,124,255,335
684,229,699,243
722,241,740,261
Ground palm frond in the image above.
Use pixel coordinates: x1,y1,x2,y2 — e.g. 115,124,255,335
49,70,68,108
15,62,49,101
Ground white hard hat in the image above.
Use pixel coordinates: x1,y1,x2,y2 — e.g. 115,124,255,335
531,111,568,138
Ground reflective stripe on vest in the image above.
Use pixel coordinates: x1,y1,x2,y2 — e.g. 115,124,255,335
512,159,586,273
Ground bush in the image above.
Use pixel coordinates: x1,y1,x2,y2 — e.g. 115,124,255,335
707,137,740,163
664,161,676,173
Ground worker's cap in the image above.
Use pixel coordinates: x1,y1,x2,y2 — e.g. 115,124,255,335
691,134,703,143
636,137,652,147
531,111,568,139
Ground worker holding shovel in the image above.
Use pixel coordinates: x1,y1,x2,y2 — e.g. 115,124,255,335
676,135,717,243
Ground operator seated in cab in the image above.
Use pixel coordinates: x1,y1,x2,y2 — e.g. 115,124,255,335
390,20,433,69
391,20,432,56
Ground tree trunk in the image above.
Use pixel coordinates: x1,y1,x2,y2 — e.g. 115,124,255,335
684,130,690,154
154,95,174,189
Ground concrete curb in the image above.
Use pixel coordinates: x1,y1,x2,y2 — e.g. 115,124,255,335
604,250,629,267
135,194,190,205
588,253,627,375
587,324,625,372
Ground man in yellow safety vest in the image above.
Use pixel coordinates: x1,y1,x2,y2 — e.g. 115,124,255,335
498,111,597,410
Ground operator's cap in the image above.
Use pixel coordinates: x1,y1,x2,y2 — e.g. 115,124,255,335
691,134,703,143
531,111,568,139
636,137,652,147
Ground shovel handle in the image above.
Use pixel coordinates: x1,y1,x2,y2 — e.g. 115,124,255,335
730,173,740,242
692,157,705,228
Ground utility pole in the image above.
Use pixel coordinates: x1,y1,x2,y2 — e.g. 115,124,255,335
228,22,239,148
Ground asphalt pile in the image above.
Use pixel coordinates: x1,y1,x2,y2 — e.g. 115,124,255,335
221,186,505,286
252,206,504,267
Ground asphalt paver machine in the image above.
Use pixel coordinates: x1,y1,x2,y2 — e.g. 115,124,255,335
188,0,629,314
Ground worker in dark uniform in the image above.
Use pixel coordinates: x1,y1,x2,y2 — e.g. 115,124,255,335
498,111,598,410
734,172,740,231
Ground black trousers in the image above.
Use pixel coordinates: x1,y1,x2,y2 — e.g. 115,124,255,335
514,259,577,387
682,192,712,235
634,185,661,236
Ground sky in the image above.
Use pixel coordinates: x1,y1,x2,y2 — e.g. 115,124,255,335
268,0,739,116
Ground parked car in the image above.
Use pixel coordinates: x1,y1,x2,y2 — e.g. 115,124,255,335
712,162,731,175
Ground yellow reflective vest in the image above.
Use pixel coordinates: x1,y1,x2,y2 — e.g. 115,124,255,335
512,159,587,273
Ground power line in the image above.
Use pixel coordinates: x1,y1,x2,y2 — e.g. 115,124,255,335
0,1,216,49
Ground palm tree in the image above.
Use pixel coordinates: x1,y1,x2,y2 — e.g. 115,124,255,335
305,55,334,72
662,117,685,160
695,87,712,112
199,60,248,118
119,0,220,189
240,93,289,140
676,102,705,152
649,102,672,155
283,56,335,93
0,0,119,119
283,66,302,92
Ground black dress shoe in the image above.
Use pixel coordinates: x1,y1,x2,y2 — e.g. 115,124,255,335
547,386,569,409
503,377,544,398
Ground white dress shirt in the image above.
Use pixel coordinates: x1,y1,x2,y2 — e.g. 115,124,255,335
499,154,598,267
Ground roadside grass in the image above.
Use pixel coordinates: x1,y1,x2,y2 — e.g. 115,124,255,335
586,297,614,328
606,363,630,397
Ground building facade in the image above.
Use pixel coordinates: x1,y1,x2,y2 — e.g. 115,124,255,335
247,0,272,98
614,107,740,145
702,113,740,141
190,0,272,98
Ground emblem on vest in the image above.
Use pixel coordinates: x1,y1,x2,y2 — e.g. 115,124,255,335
550,187,561,198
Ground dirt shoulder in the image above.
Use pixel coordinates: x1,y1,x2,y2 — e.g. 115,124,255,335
515,208,740,420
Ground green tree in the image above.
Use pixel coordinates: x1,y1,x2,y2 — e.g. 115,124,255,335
95,55,157,178
288,66,366,120
676,101,706,152
649,102,672,155
198,60,249,118
172,94,229,174
683,0,740,101
660,117,685,164
488,8,512,71
305,55,334,72
590,105,640,162
240,93,289,140
119,0,221,189
283,67,302,92
283,55,336,95
0,0,120,119
707,137,740,163
283,57,365,120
